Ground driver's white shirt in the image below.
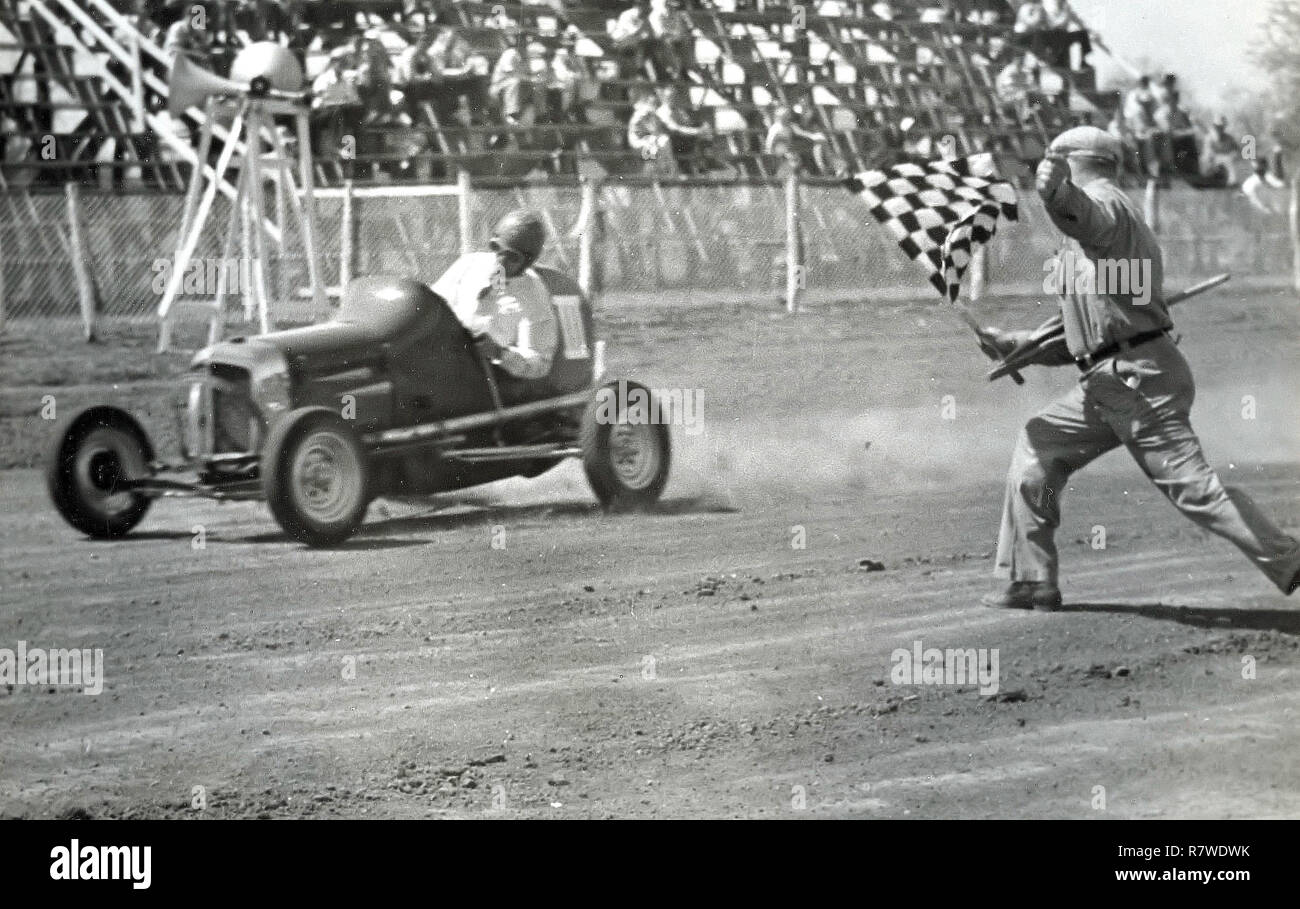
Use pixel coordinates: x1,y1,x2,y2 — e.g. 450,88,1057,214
432,252,558,380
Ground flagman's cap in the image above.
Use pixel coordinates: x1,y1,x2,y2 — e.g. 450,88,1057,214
1048,125,1122,165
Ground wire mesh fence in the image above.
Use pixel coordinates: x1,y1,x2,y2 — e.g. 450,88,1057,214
1,178,1292,331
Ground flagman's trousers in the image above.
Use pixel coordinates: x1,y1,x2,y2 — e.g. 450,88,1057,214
995,334,1300,592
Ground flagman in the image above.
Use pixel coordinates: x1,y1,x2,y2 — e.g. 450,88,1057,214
980,125,1300,610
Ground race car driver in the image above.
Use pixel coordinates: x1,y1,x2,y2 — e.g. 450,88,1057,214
431,209,559,381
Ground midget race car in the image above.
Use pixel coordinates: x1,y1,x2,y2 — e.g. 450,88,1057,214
45,269,671,546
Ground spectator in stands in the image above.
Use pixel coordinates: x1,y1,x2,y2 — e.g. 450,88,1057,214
489,40,550,148
649,0,692,79
1,109,19,172
871,2,896,21
536,45,588,175
656,83,710,175
311,46,365,159
430,24,471,71
1105,111,1141,185
995,53,1045,124
1123,77,1156,126
1014,0,1088,72
199,1,233,64
1153,90,1192,134
526,40,554,121
1155,73,1178,105
1122,76,1158,180
765,104,830,176
1153,89,1198,184
1042,0,1086,32
285,2,316,69
950,1,1006,25
431,26,488,125
1202,116,1241,185
403,0,439,31
527,40,553,76
1042,0,1090,70
610,1,656,79
394,30,436,86
491,41,527,124
548,46,590,123
973,34,1011,70
161,9,217,165
108,0,158,187
1012,1,1046,34
1242,157,1286,215
233,0,285,44
627,89,672,172
163,11,213,67
394,29,439,121
350,28,395,113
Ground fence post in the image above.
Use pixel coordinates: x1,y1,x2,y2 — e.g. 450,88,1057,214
0,225,7,335
969,244,987,301
1291,171,1300,294
457,168,473,256
294,108,326,312
340,175,354,292
274,152,289,307
577,177,597,300
65,183,98,342
785,169,801,313
1144,177,1160,232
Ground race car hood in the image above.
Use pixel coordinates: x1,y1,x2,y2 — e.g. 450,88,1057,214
252,276,451,360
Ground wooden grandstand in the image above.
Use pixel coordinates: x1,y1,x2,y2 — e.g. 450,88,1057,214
1,0,1118,189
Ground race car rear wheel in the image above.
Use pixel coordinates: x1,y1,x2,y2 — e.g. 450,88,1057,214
45,406,154,539
262,407,370,546
580,381,671,511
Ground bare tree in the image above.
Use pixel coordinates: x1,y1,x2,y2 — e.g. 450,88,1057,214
1253,0,1300,291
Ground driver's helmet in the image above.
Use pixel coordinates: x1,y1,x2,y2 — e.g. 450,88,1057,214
488,209,547,269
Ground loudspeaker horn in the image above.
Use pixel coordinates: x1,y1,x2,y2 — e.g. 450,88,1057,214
167,54,247,116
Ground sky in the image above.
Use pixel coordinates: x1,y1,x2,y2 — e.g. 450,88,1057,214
1068,0,1274,107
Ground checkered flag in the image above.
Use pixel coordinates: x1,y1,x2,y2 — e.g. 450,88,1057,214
844,153,1018,302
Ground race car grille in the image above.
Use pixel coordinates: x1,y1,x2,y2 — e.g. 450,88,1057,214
212,384,257,453
211,366,258,454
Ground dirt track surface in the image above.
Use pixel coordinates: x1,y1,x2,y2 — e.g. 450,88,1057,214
2,287,1299,818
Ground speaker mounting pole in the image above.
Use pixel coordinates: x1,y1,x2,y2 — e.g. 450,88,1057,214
157,43,320,352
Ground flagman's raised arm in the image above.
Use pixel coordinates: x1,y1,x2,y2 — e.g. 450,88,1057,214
1036,156,1119,248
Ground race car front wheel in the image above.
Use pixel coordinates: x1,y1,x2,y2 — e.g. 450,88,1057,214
580,380,672,511
45,406,155,538
262,407,370,546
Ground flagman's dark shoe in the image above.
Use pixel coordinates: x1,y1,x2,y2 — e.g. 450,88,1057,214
981,581,1062,612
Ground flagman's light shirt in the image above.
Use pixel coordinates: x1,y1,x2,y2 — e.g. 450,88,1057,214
1041,175,1170,358
994,130,1300,596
